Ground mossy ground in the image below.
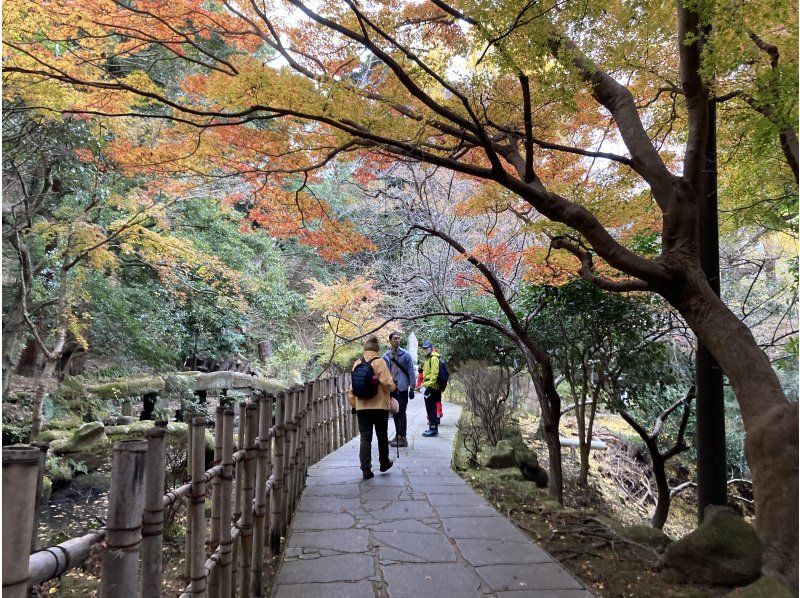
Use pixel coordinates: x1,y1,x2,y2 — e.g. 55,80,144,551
457,411,731,597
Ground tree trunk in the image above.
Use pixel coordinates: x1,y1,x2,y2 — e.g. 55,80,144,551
526,354,564,504
575,382,588,487
671,268,798,585
2,303,26,396
578,443,591,487
29,359,59,440
651,454,671,529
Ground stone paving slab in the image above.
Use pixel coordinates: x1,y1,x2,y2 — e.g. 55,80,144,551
476,563,585,592
273,580,375,598
496,591,596,598
273,396,592,597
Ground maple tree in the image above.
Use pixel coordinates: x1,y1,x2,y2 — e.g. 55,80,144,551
1,112,291,437
307,275,388,370
4,0,798,581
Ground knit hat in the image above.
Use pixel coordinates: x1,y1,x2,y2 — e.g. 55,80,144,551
363,335,380,352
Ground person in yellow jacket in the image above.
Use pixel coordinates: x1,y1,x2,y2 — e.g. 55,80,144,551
349,335,396,479
420,340,441,437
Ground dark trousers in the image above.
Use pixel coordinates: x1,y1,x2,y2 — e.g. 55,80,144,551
424,389,441,428
357,409,390,470
391,389,410,437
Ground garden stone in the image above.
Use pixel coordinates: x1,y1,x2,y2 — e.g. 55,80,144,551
34,429,71,443
483,439,516,469
664,506,762,585
723,575,794,597
622,525,672,551
68,422,106,450
40,476,52,501
496,467,526,481
516,448,539,469
71,470,111,493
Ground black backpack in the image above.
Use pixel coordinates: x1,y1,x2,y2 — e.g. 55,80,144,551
436,356,450,391
352,356,380,398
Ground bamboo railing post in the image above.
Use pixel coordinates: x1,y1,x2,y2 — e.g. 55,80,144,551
327,378,335,453
336,377,345,448
251,396,272,597
292,387,302,509
328,378,337,452
301,384,312,486
283,389,294,517
100,440,147,598
341,376,351,442
294,388,304,508
348,374,357,439
342,376,350,443
217,409,235,598
333,377,342,447
287,389,297,511
2,447,40,598
321,380,329,458
141,424,167,598
269,393,286,555
282,388,297,518
318,380,325,461
183,422,193,581
189,418,207,597
208,406,224,597
231,402,246,590
311,382,320,465
237,402,257,598
330,377,337,452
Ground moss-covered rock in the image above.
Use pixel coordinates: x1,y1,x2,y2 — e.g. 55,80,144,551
34,429,72,443
495,467,526,481
44,418,83,431
51,422,109,464
106,420,215,456
70,422,106,449
483,439,516,469
664,506,762,585
539,498,564,514
592,515,625,536
41,475,52,501
622,525,672,551
516,448,539,469
517,450,548,488
724,576,794,597
71,470,111,493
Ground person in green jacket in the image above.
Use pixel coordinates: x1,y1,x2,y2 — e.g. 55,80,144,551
420,340,441,437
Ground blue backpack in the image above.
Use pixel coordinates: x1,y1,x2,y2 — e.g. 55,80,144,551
436,356,449,391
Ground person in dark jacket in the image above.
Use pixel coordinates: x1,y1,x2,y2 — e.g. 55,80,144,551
383,331,416,448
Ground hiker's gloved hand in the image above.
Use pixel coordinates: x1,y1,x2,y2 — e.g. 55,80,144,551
408,389,415,400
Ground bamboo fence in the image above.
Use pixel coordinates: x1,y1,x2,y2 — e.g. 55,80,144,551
10,374,355,597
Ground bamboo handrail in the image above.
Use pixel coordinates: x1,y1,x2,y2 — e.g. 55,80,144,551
22,375,351,596
28,530,106,586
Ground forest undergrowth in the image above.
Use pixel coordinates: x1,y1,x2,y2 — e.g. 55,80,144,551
460,411,733,598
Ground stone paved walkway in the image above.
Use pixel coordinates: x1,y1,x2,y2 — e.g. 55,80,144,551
273,396,593,598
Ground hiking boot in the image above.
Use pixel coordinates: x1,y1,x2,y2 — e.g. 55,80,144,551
362,468,374,480
379,459,394,473
421,428,439,437
389,436,408,447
